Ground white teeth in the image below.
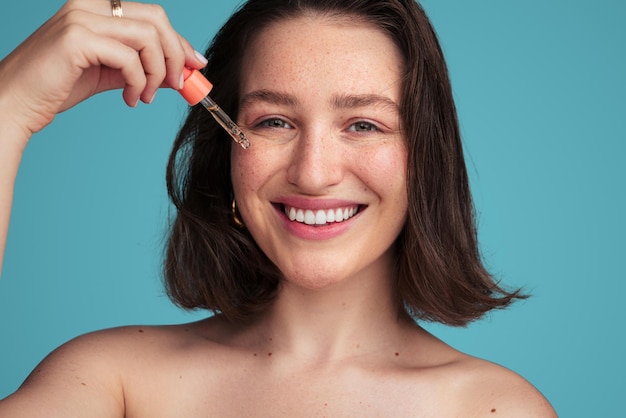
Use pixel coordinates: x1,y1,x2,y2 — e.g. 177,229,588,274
284,205,359,225
314,210,326,225
304,210,316,225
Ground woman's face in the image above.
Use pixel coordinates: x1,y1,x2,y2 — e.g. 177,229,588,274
232,15,408,289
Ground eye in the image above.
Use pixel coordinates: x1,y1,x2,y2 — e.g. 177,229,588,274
248,116,297,142
347,121,379,133
257,118,293,129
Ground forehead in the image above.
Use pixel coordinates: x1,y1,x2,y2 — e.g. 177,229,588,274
239,15,404,99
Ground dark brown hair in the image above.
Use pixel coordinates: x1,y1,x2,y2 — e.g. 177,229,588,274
164,0,525,325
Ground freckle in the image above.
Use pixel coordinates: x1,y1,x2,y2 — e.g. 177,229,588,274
491,408,496,413
268,352,272,356
254,353,258,357
138,329,144,333
395,352,400,356
81,382,86,386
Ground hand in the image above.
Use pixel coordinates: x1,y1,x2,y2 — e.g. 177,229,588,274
0,0,207,141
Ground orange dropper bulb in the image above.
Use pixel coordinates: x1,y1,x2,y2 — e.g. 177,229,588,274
178,67,213,106
176,68,250,149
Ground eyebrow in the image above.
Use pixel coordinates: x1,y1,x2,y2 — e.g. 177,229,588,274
331,93,399,111
240,90,299,108
239,90,399,111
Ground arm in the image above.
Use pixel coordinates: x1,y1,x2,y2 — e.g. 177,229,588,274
0,0,207,276
0,0,208,413
0,121,27,276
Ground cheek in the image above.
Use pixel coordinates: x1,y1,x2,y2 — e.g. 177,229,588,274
230,145,279,201
358,144,408,203
232,145,259,187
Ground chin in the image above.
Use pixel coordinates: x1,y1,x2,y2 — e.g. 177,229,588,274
279,269,349,291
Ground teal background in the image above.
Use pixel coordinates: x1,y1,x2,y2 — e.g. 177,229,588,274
1,1,624,415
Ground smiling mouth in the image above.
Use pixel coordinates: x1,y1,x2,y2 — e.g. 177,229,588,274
282,205,361,226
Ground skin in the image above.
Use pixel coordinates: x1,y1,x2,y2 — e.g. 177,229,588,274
232,15,408,292
0,1,557,416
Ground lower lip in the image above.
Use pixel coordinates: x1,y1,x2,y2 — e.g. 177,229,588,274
276,206,360,241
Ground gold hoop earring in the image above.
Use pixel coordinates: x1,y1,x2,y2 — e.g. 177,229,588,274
231,199,245,228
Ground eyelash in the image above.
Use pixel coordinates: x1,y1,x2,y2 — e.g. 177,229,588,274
347,121,379,133
255,118,380,133
257,118,293,129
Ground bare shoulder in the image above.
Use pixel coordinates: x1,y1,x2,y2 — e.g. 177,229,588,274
0,326,129,417
395,328,557,417
0,320,210,418
446,354,558,417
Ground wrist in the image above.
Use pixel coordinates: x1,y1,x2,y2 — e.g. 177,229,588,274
0,93,33,155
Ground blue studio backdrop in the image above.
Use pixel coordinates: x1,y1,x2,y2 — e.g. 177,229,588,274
1,1,625,416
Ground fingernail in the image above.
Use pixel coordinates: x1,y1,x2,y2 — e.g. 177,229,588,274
147,91,157,104
194,50,208,65
179,73,185,90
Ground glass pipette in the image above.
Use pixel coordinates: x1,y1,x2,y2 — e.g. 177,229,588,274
177,67,250,149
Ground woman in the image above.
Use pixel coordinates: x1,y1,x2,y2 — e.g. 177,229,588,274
0,0,557,416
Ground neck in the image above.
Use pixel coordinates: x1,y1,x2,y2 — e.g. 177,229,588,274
235,254,415,363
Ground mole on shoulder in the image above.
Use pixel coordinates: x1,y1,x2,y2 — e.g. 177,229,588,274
138,329,144,333
491,408,497,413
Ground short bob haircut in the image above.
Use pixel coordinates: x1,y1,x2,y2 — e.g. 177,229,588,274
165,0,525,326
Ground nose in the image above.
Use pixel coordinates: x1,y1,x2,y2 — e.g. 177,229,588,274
286,127,343,193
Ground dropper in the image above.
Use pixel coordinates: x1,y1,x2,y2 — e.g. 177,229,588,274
177,67,250,149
